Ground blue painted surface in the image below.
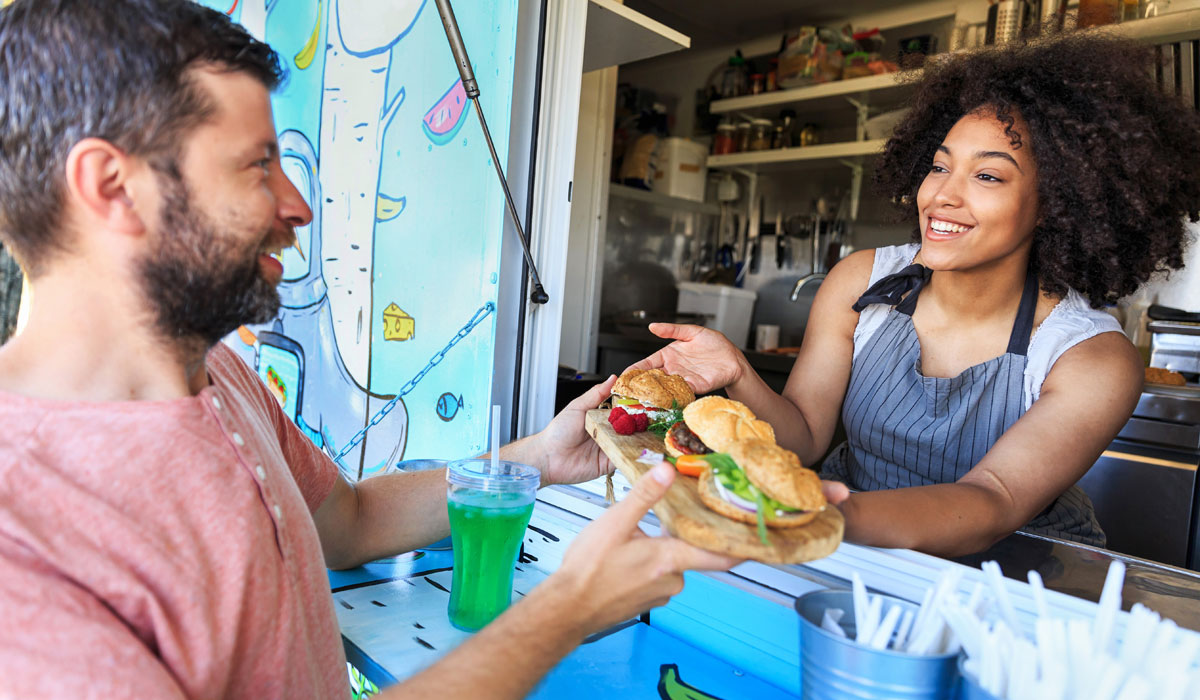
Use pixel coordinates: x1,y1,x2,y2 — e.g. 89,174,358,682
331,556,804,698
530,622,797,699
650,572,824,696
328,549,454,591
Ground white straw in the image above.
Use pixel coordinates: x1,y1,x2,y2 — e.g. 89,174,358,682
852,572,870,641
1028,569,1049,621
869,604,903,650
490,405,501,475
1094,560,1126,657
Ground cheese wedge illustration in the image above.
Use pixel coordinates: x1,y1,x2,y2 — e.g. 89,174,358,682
382,303,415,341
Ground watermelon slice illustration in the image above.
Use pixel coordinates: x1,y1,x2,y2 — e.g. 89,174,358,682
422,78,471,146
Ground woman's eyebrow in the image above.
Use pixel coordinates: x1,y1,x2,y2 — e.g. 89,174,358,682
936,144,1023,172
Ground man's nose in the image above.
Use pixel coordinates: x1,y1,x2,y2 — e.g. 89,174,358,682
272,165,313,228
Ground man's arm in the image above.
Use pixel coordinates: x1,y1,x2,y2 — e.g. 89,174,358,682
377,463,741,699
313,377,620,570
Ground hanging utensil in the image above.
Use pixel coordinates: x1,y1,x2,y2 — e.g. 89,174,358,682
434,0,549,304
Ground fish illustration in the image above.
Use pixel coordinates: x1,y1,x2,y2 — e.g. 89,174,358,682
422,77,471,146
436,392,463,422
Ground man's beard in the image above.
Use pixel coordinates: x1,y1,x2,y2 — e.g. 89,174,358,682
137,174,281,347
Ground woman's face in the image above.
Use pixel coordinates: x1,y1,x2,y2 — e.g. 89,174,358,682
916,109,1040,273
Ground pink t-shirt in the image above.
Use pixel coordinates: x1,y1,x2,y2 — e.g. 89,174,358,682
0,343,349,698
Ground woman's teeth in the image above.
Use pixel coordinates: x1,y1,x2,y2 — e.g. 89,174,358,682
930,219,971,233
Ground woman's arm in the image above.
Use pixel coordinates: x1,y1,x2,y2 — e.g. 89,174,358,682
732,249,873,465
630,249,875,467
838,330,1143,557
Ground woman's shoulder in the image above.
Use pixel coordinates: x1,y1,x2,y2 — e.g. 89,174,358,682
1025,288,1132,405
825,243,919,292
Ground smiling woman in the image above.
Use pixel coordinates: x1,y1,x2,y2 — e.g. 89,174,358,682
628,33,1200,557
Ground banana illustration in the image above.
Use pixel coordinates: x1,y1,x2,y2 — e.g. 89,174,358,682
293,0,322,70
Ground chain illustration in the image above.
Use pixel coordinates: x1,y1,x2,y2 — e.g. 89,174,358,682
333,301,496,465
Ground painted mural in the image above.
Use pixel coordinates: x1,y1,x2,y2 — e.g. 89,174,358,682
201,0,518,480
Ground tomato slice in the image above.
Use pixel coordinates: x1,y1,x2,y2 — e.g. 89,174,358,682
673,455,708,477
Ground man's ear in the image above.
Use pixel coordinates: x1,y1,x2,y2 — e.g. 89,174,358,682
62,138,149,237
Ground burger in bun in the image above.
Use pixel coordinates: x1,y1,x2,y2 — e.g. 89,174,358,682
695,438,826,543
611,368,695,422
664,395,775,458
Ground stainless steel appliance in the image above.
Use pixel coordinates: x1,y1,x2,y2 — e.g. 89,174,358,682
1149,320,1200,376
1078,385,1200,569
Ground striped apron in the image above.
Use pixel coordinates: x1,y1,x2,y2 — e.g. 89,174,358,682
822,263,1106,547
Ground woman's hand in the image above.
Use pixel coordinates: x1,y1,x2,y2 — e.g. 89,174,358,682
625,323,748,394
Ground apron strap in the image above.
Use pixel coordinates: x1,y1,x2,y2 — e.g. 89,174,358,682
1005,270,1040,356
851,263,932,316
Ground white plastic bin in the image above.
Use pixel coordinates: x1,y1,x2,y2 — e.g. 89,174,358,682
652,138,709,202
676,282,757,349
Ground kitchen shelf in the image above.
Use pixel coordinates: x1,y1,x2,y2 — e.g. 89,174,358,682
608,183,720,216
1109,7,1200,45
709,71,919,118
582,0,690,73
706,139,887,173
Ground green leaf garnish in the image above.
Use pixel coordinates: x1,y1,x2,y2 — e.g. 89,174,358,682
750,485,769,545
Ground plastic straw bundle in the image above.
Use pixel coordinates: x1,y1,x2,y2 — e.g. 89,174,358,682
952,561,1200,700
817,570,966,654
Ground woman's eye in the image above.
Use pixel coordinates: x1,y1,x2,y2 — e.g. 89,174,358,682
977,173,1003,183
929,164,948,174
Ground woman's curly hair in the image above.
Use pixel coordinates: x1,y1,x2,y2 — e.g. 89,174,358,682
875,33,1200,307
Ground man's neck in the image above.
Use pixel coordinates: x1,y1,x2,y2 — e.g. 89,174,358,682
0,270,211,402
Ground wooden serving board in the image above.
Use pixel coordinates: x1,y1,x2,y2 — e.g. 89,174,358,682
585,409,844,564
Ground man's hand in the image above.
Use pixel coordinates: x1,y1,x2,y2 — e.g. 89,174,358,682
545,462,743,634
530,374,617,486
626,323,747,394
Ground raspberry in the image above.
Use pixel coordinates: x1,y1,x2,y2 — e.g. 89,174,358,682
609,409,636,435
632,413,649,432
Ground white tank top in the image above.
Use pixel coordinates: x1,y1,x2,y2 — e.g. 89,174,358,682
852,244,1125,410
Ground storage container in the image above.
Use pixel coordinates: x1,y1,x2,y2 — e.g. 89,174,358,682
652,137,709,202
676,282,757,349
794,589,960,700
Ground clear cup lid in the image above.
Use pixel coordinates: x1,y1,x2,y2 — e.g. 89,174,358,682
446,458,540,492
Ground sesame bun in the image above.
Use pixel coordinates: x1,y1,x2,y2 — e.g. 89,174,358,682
612,369,695,410
697,468,820,528
680,396,775,453
724,439,826,512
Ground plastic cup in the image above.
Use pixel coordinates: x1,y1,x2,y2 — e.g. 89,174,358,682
795,589,960,699
446,458,539,631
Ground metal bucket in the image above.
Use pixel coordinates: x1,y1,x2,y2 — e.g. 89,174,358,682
954,656,1001,700
795,589,960,700
396,459,452,550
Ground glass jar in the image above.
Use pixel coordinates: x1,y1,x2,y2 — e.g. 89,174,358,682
749,118,773,151
771,125,786,149
713,124,736,155
735,122,752,152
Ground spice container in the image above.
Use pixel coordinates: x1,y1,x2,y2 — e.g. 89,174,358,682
734,122,752,152
749,73,765,95
712,123,736,155
771,124,786,149
749,118,773,151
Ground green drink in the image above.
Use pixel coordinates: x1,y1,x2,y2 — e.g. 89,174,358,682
445,459,540,631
